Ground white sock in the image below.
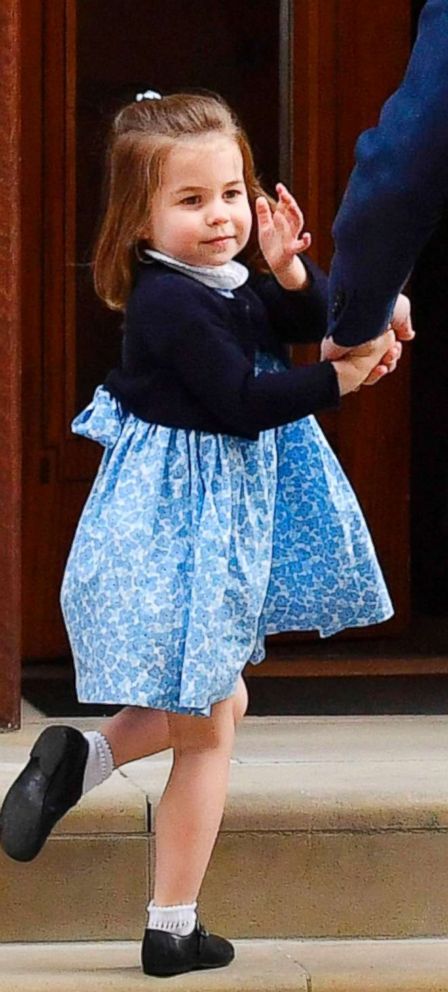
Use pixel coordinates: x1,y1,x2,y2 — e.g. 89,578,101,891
147,899,198,936
81,731,115,795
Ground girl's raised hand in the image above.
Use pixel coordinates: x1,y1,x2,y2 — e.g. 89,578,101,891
255,183,312,290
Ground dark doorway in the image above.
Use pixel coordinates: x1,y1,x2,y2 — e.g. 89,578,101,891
75,0,282,408
410,0,448,614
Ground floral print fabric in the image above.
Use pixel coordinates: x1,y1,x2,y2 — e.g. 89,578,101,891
60,354,393,716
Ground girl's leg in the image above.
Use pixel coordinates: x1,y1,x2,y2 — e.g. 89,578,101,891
0,677,247,866
100,673,248,767
153,694,236,905
99,706,170,767
233,673,249,726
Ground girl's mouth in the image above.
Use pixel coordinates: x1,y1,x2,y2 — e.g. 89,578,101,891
205,236,234,245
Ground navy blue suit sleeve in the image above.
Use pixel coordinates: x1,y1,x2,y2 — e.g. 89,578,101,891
250,256,328,343
328,0,448,346
136,279,340,433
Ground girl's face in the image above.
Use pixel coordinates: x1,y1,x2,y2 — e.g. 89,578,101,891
147,136,253,266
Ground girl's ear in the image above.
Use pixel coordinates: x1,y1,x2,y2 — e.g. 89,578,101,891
135,239,151,262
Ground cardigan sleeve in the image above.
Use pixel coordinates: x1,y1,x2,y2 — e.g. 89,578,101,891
327,0,448,346
249,256,328,344
132,276,340,434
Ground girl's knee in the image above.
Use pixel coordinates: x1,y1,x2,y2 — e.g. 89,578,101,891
167,700,235,756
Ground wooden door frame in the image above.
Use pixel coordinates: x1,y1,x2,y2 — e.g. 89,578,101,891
0,0,22,730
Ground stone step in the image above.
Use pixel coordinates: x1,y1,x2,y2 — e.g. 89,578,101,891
2,938,448,991
2,715,448,942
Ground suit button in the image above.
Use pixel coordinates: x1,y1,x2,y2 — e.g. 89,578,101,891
331,290,346,317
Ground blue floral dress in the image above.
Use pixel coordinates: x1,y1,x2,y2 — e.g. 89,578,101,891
60,349,393,717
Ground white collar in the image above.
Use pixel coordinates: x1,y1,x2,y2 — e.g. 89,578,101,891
142,248,249,291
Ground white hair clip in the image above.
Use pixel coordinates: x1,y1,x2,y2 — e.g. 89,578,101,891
135,89,162,102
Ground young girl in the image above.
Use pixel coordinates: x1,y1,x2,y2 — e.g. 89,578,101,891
0,92,398,977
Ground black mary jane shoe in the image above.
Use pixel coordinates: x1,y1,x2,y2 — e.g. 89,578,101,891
0,725,89,862
141,919,235,977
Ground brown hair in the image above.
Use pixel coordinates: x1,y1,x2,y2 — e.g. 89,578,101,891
93,92,273,310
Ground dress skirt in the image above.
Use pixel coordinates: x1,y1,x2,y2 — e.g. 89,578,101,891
60,355,393,716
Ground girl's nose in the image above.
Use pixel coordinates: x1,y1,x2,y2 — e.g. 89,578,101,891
206,200,231,226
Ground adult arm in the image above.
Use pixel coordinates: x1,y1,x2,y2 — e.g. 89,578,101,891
327,0,448,348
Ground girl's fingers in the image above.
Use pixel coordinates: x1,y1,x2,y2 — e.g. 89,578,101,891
275,182,305,232
286,234,312,255
294,233,312,252
255,198,275,249
258,190,311,262
276,182,300,210
272,209,290,232
272,212,311,251
255,196,274,229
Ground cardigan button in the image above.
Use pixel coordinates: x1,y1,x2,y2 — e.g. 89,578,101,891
331,290,346,318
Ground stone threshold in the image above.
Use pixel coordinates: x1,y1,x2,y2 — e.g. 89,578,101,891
2,938,448,991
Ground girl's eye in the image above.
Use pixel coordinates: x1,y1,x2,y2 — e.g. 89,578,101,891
224,189,242,200
180,195,201,206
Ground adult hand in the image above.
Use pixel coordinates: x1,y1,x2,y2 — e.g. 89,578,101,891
321,292,414,384
332,329,397,396
322,333,402,386
390,293,415,341
361,293,413,384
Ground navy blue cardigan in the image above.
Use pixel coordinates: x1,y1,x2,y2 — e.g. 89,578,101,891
105,258,340,440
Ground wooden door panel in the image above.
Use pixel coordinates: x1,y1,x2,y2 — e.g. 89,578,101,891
288,0,411,632
0,0,22,727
